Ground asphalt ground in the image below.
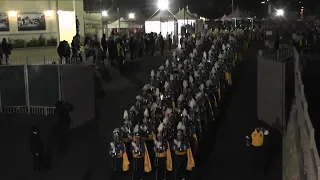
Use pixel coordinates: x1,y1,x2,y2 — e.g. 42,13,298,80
0,43,282,180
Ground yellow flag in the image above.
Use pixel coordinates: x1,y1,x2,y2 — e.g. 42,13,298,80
186,148,195,171
122,152,130,171
166,143,173,171
144,144,152,172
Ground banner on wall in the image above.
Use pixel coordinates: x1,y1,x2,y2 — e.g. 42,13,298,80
17,13,46,31
0,13,9,31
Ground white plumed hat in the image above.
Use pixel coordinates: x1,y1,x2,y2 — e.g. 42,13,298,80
183,80,188,88
157,123,164,133
182,109,188,117
163,117,169,124
177,122,186,131
144,108,149,117
189,99,196,108
123,110,128,119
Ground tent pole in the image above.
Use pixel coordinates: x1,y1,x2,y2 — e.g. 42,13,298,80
117,8,120,35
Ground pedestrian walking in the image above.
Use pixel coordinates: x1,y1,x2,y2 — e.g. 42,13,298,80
30,127,45,172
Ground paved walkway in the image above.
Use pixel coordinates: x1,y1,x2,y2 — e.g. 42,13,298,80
193,42,282,180
0,43,282,180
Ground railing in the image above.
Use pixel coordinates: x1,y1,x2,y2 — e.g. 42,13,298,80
0,106,56,116
282,47,320,180
5,56,85,65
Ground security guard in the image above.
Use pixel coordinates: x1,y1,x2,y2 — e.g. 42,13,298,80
131,125,152,180
246,127,269,175
109,128,130,178
153,123,172,180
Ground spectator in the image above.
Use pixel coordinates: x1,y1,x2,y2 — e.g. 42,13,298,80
30,127,44,172
1,38,11,65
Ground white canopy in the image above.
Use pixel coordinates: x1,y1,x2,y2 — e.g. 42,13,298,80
148,10,177,22
215,14,228,21
226,9,252,20
108,17,143,29
174,8,198,20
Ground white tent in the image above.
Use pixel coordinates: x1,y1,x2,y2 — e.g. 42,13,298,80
174,8,199,35
226,9,252,20
215,14,228,21
108,17,143,29
174,8,198,20
145,10,177,35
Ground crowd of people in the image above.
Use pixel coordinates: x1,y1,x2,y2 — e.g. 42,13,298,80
57,32,173,66
109,27,257,180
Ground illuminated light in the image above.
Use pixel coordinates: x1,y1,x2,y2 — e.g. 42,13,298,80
301,7,304,9
276,9,284,16
261,1,266,4
158,0,169,10
44,10,53,17
128,13,135,19
101,10,108,17
58,11,76,43
8,11,17,17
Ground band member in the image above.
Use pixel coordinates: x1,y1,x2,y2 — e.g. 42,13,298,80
131,125,152,180
109,128,130,177
121,111,133,143
173,122,195,180
182,109,198,155
154,123,173,180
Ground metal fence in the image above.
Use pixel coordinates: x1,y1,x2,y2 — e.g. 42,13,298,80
0,64,95,128
5,56,86,65
282,47,320,180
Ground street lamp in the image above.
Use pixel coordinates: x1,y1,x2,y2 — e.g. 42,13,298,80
261,1,266,4
158,0,169,10
276,9,284,16
128,13,135,19
101,10,108,17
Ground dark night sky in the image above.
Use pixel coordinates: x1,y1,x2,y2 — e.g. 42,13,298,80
83,0,320,19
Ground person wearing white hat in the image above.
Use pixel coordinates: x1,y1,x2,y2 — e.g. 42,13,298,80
173,122,195,180
121,110,134,143
140,108,156,141
131,125,152,180
153,123,173,180
110,128,130,174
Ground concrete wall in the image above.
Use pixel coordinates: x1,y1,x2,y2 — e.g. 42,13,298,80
0,0,84,42
257,55,284,127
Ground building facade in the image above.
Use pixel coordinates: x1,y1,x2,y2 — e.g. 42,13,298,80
0,0,85,47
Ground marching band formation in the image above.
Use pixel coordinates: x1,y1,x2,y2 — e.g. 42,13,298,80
109,27,256,180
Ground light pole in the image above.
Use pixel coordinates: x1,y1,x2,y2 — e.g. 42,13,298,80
158,0,169,35
117,8,120,35
101,10,108,37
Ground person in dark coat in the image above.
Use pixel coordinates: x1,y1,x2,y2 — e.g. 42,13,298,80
30,127,44,172
129,36,136,60
167,34,172,52
101,34,108,59
1,38,11,65
57,40,71,64
55,101,74,156
108,37,117,64
274,30,280,51
159,35,165,55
